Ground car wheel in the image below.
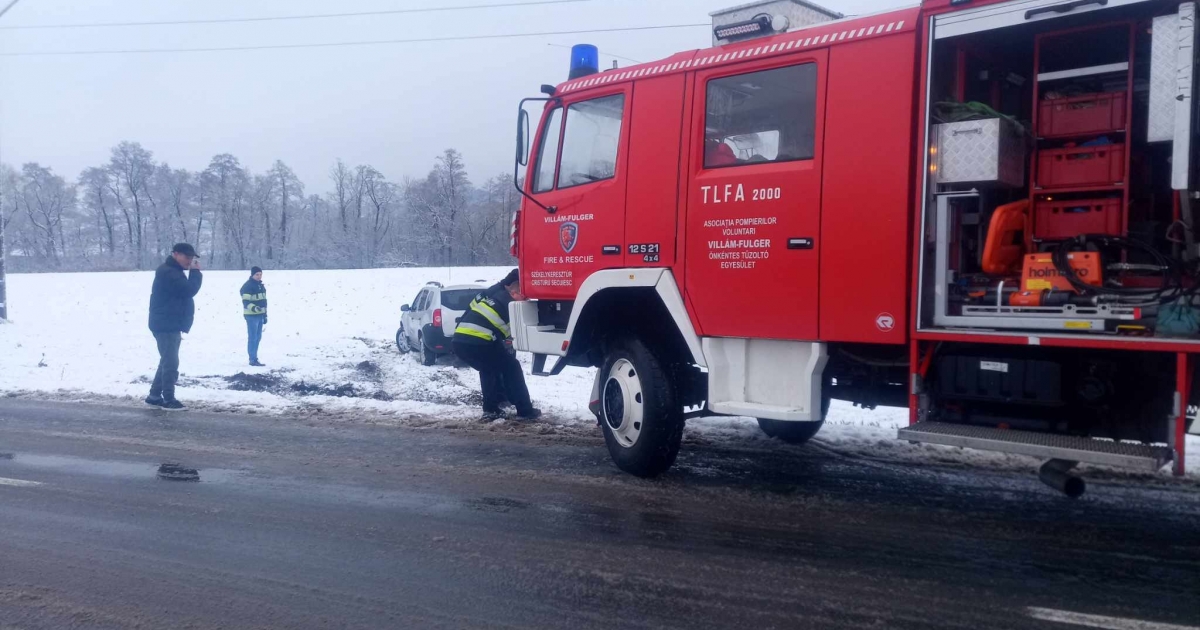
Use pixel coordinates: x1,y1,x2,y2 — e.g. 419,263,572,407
420,335,437,366
396,328,410,354
598,336,683,478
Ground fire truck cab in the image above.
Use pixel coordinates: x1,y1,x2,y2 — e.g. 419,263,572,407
511,0,1200,492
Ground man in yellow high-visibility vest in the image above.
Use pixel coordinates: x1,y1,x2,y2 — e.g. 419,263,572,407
452,269,539,422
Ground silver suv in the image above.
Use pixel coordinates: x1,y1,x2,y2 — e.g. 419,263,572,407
398,282,485,365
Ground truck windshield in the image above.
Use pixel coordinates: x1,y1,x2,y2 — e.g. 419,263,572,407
440,289,479,311
558,94,625,189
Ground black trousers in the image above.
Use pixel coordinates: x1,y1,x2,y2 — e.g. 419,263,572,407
150,331,182,401
452,340,534,415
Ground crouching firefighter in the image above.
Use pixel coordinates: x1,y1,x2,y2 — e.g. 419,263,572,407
452,269,541,422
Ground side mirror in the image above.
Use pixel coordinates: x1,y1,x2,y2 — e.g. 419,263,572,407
401,304,411,312
516,109,531,167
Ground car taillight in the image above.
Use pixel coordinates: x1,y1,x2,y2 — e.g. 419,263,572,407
433,309,443,328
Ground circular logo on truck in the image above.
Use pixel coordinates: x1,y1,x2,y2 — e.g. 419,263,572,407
875,313,896,332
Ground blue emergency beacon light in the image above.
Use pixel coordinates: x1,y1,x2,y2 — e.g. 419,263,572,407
569,44,599,80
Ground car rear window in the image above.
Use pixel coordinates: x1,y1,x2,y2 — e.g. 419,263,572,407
439,289,478,311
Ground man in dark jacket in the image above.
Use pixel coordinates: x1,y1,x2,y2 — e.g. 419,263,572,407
452,269,540,422
241,266,267,367
146,243,203,410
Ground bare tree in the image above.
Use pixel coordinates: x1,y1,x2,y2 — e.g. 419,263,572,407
269,160,302,264
329,159,353,234
434,149,470,266
360,166,395,267
79,167,116,257
18,163,73,267
157,165,194,246
202,154,248,268
462,174,519,264
107,142,155,269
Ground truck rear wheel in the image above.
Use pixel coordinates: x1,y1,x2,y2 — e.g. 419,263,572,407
756,418,825,444
598,337,683,478
756,375,831,445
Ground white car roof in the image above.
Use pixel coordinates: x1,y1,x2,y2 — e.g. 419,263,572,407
441,284,486,291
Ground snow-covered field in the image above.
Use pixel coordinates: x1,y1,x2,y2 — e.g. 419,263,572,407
0,266,596,420
0,266,1195,479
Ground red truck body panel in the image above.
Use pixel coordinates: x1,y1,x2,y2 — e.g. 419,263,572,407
625,75,686,270
818,33,918,344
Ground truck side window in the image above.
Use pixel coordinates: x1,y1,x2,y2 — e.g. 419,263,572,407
533,107,563,194
557,94,626,189
704,64,817,169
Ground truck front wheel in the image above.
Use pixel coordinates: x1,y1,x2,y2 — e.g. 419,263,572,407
598,337,683,478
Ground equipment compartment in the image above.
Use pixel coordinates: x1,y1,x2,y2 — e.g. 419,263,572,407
918,10,1200,343
935,354,1063,406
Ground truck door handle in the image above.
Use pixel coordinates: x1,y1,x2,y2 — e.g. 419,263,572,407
1025,0,1106,20
788,237,814,250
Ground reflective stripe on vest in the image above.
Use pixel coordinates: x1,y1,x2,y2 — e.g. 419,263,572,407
243,292,267,316
455,322,496,342
470,299,510,337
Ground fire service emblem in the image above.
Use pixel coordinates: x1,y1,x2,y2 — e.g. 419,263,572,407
559,222,579,254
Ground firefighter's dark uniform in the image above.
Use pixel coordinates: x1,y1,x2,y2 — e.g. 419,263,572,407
452,281,535,418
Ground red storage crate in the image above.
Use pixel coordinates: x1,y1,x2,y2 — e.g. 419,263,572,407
1034,197,1122,240
1038,92,1127,138
1036,143,1125,188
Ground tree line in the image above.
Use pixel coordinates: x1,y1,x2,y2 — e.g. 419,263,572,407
0,142,519,273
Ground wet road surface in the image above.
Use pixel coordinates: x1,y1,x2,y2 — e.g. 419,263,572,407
1,398,1198,630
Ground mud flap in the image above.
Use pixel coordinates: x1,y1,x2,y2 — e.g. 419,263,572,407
589,369,603,423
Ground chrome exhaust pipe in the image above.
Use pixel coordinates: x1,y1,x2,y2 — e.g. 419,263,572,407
1039,459,1085,498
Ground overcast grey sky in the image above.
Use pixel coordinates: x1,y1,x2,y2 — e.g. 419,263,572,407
0,0,910,191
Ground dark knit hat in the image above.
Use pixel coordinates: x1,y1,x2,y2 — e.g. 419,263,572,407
251,266,263,276
502,269,520,286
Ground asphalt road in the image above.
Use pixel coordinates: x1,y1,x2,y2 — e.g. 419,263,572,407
1,398,1198,630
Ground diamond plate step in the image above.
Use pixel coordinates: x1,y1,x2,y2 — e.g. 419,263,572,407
898,422,1173,471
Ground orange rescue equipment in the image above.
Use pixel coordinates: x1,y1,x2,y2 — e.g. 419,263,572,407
1020,252,1103,293
981,200,1029,275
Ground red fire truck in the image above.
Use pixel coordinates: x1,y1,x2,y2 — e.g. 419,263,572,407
509,0,1200,494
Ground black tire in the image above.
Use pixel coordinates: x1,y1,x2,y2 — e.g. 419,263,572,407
757,375,831,445
597,336,684,478
757,418,825,444
396,328,410,354
421,336,438,366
